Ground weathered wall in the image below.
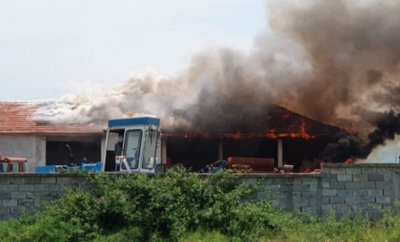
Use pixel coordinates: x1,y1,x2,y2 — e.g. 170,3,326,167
0,174,89,220
0,163,399,221
0,135,46,172
250,163,400,217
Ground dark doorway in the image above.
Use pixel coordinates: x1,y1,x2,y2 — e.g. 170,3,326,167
46,139,101,166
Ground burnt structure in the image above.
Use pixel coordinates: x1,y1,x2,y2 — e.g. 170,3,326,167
163,105,346,172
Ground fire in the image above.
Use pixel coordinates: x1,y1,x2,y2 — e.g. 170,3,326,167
162,118,315,140
344,158,353,164
299,120,313,141
302,168,322,173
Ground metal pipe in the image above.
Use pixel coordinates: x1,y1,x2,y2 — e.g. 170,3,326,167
277,139,283,168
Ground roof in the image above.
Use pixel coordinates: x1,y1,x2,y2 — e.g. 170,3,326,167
0,102,104,136
108,117,160,128
163,105,346,139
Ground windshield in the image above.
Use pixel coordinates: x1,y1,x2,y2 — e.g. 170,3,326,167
142,130,160,169
123,130,142,169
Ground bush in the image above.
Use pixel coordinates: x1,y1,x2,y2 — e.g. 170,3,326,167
1,170,400,242
0,170,267,241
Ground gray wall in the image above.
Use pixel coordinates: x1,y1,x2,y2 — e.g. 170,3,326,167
0,135,46,172
0,163,400,221
249,163,400,217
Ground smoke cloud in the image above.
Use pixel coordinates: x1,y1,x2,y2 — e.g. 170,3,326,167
35,0,400,162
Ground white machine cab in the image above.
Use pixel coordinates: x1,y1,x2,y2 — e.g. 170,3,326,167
103,116,162,174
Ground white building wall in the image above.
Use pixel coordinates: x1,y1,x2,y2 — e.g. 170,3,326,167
0,135,45,172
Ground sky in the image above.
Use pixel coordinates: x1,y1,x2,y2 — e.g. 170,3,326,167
0,0,266,101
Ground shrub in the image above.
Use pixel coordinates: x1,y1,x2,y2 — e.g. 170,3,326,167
1,170,400,242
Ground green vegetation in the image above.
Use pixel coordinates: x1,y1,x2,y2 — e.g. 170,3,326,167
0,170,400,242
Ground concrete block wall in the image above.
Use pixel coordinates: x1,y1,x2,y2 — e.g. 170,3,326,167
0,163,400,221
320,163,400,217
0,174,89,221
251,163,400,217
243,174,322,215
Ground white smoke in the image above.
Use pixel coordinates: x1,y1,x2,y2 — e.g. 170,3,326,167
33,0,400,163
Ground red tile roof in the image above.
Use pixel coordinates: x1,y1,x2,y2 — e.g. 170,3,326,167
0,102,104,135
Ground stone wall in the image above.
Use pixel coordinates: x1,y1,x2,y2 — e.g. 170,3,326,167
0,163,400,221
0,174,89,220
249,163,400,217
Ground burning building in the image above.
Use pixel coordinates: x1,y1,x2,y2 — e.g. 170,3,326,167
0,101,350,173
3,1,400,171
163,104,346,172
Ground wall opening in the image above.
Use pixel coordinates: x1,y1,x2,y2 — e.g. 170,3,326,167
46,136,101,166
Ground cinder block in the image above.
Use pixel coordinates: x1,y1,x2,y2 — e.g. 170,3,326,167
376,197,391,205
34,184,49,192
2,200,18,207
19,185,34,192
293,199,309,208
368,189,383,196
0,178,10,185
377,168,393,179
376,181,392,189
0,192,11,200
368,174,384,181
330,196,345,204
353,190,368,196
57,177,75,184
11,192,26,199
309,184,318,192
40,177,56,184
7,178,25,185
321,196,330,204
302,178,318,185
345,182,361,189
338,190,353,197
18,199,34,207
329,181,345,189
323,174,337,181
337,174,352,182
256,191,272,200
360,196,376,204
3,214,19,220
10,207,24,214
362,167,376,174
302,206,317,215
0,207,10,215
49,184,64,192
345,196,361,205
265,184,281,191
272,178,285,185
24,177,41,184
262,179,273,185
353,174,368,182
322,167,331,174
360,182,375,189
383,189,393,196
301,192,316,200
322,189,337,196
331,168,347,175
2,184,18,192
346,168,361,174
293,184,310,192
322,181,330,188
242,178,258,184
